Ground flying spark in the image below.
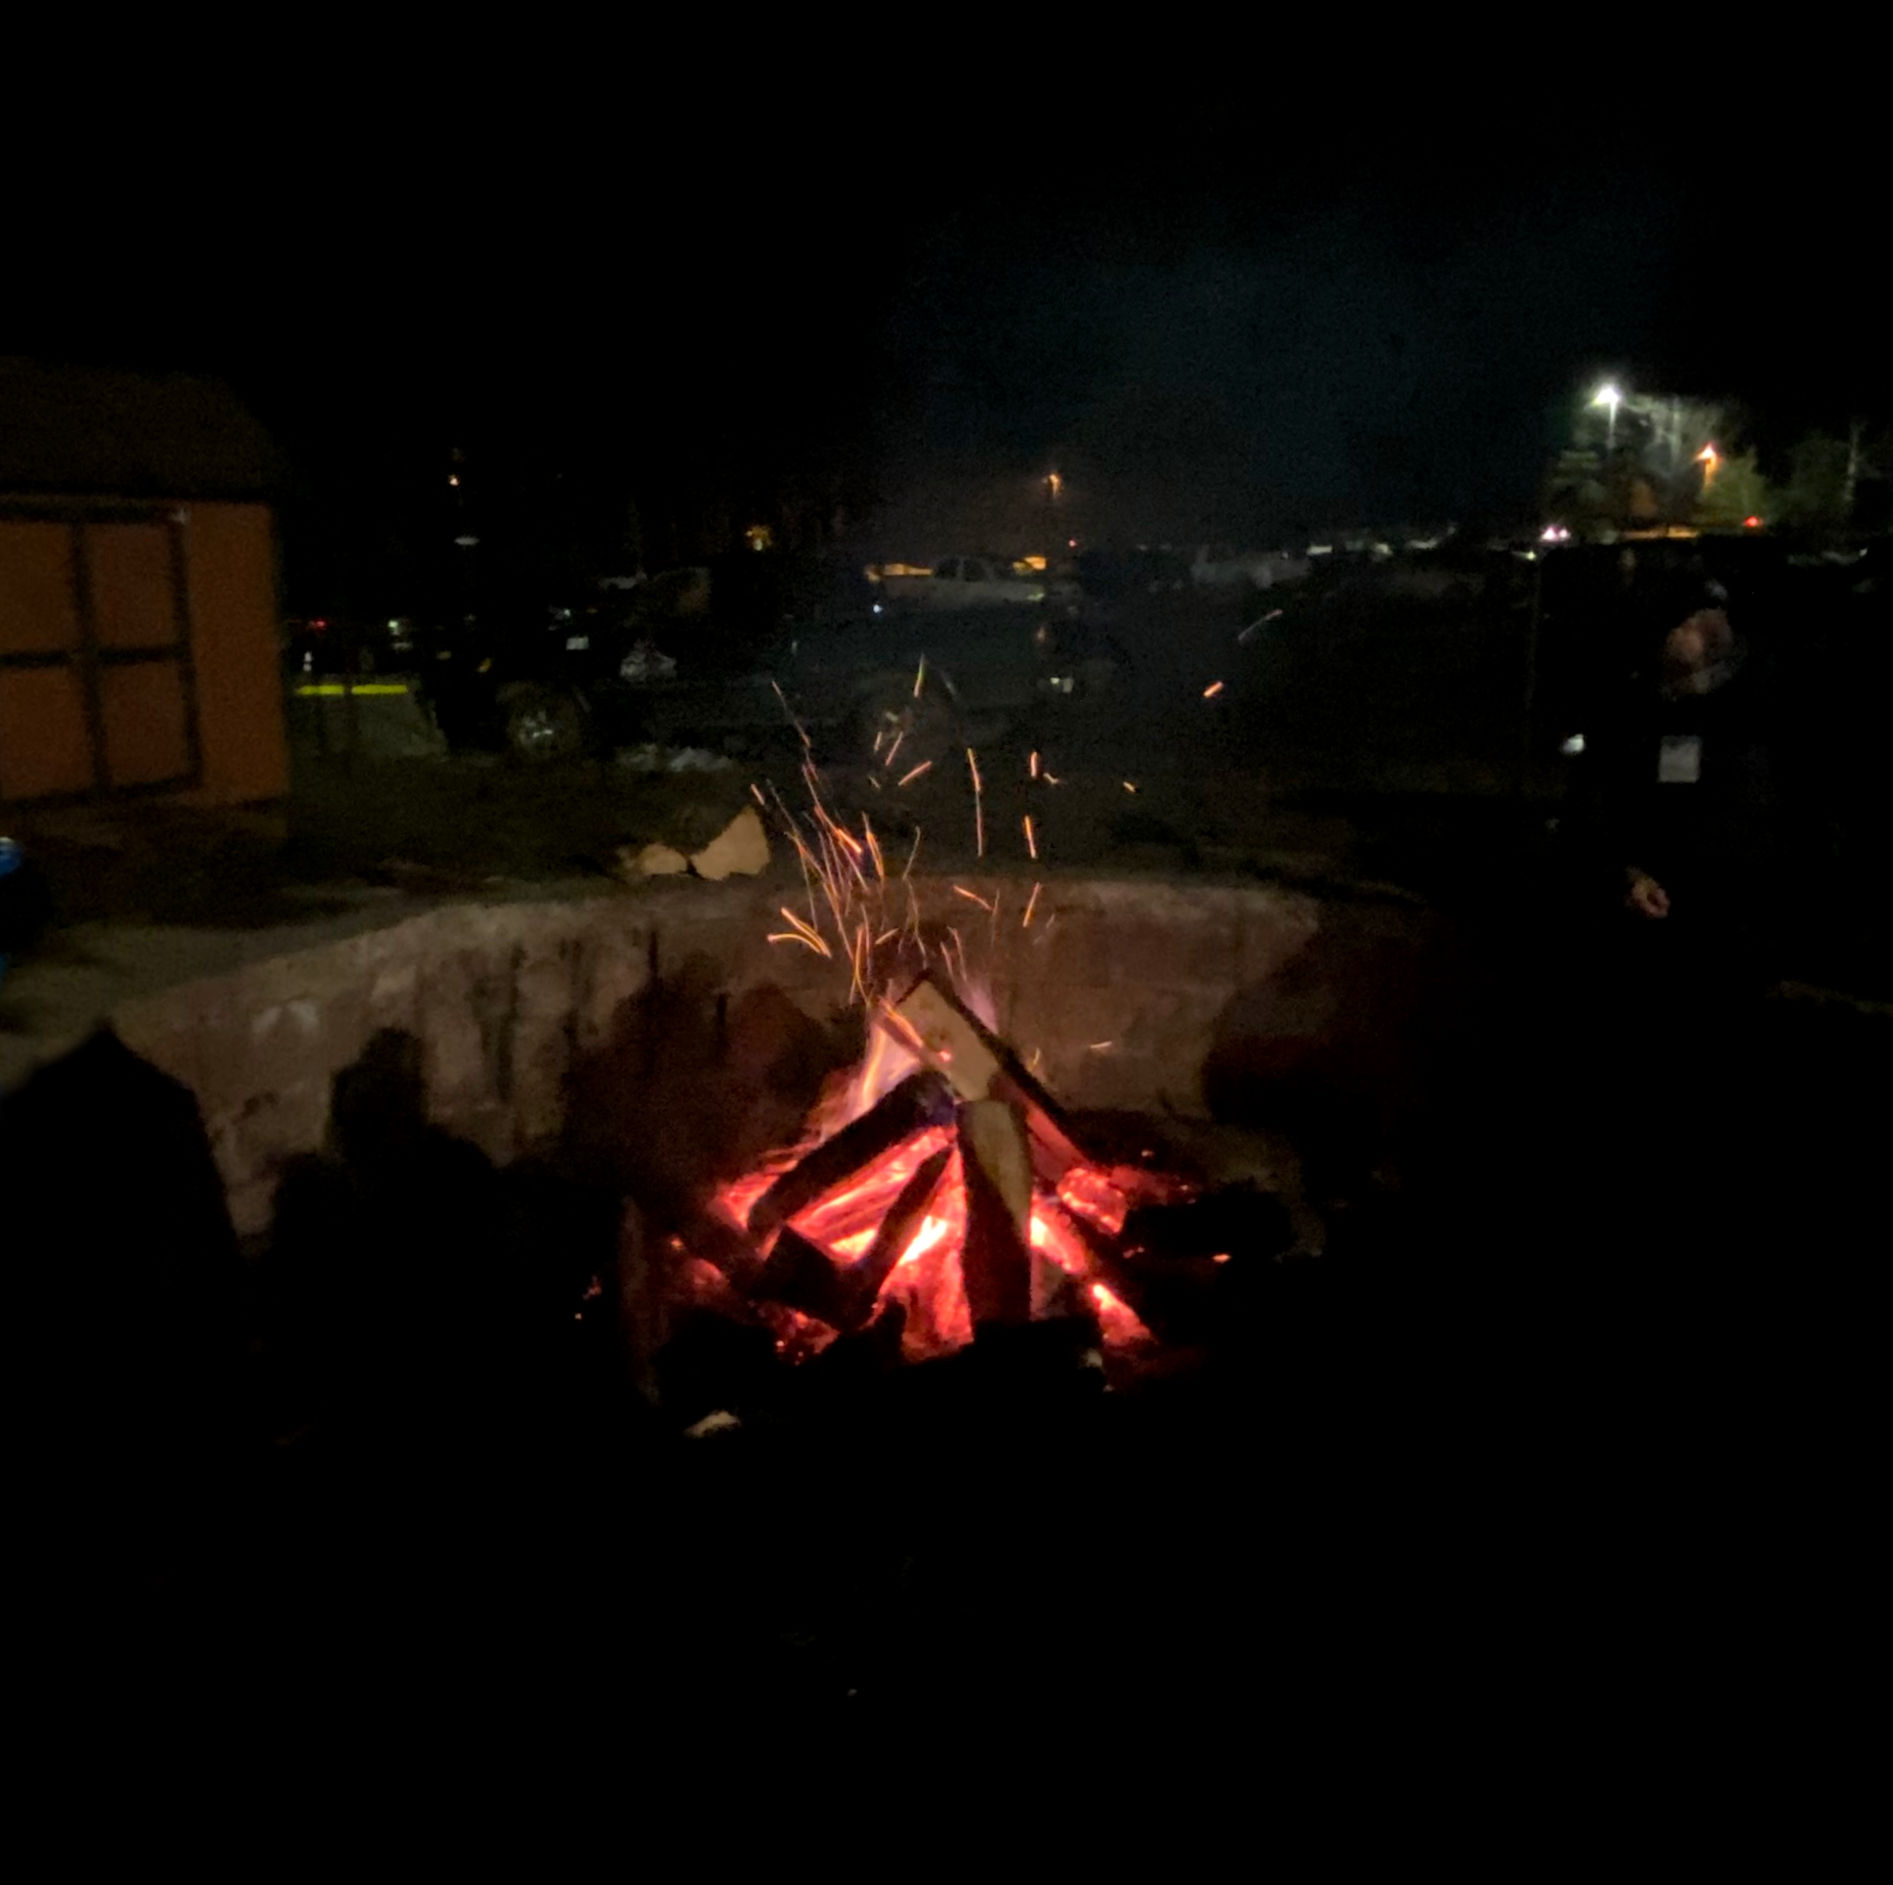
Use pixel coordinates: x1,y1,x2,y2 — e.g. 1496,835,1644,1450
913,655,926,700
953,884,994,912
966,747,985,857
1022,880,1042,928
1029,750,1040,779
1203,680,1225,699
1122,780,1137,793
1023,814,1037,860
898,760,932,787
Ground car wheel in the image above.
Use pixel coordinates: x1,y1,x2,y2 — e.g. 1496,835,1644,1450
504,685,590,762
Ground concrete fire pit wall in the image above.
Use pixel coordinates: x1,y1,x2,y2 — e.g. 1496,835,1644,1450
111,876,1323,1236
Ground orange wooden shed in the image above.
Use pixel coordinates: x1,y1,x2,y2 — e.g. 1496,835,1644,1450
0,359,288,808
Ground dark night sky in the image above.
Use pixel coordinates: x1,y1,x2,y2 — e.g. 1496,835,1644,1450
7,103,1885,588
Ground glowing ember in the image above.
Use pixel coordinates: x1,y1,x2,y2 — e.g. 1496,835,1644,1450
897,1212,952,1269
1059,1164,1133,1235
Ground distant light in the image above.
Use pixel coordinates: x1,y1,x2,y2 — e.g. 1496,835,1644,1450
448,474,460,487
1307,544,1333,556
455,535,479,547
1068,537,1077,549
1696,444,1719,465
1592,381,1624,410
1744,515,1762,529
1561,733,1586,756
872,602,884,615
1047,471,1063,498
1540,524,1572,543
388,619,400,630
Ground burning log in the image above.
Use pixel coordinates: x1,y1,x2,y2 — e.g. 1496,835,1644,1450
845,1144,953,1325
753,1227,859,1329
958,1099,1033,1329
1041,1198,1167,1340
887,976,1088,1186
677,1206,769,1292
754,1145,953,1335
746,1069,955,1237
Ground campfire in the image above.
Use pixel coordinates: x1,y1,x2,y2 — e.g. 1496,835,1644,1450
693,970,1191,1370
622,718,1291,1394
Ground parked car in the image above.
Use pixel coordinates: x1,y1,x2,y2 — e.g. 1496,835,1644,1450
422,552,1128,764
1189,545,1310,591
877,554,1050,612
1075,545,1193,598
283,613,420,681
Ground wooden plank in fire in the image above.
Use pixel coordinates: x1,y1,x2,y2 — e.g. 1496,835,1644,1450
958,1098,1033,1329
746,1068,955,1237
751,1227,858,1329
755,1144,955,1334
884,974,1089,1185
845,1143,953,1327
676,1205,767,1292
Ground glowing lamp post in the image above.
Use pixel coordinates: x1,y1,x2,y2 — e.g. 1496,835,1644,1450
1592,382,1624,459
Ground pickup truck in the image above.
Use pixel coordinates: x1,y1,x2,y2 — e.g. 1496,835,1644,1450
876,554,1051,612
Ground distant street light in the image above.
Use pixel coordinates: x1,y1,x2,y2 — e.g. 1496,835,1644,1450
1591,382,1624,459
1696,443,1720,487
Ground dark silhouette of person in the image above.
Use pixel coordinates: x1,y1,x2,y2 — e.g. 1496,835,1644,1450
0,1027,245,1486
1560,559,1810,1327
1582,565,1794,1029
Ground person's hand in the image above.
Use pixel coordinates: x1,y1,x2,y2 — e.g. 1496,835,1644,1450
1626,869,1670,919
